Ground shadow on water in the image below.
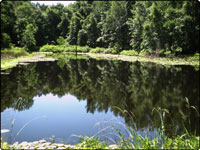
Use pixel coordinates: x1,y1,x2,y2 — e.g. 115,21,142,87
1,55,199,141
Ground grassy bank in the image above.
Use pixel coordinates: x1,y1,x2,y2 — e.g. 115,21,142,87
86,53,199,68
39,44,199,67
1,48,53,70
1,46,199,70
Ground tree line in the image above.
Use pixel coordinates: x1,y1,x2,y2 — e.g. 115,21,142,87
1,1,199,54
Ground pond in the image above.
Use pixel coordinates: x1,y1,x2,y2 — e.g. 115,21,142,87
1,55,199,145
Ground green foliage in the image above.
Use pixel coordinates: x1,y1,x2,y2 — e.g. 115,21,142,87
1,141,10,149
1,1,199,55
89,47,105,53
139,49,149,56
120,50,138,56
104,48,118,54
164,51,172,57
56,36,66,45
22,24,38,51
1,33,12,48
39,44,64,52
39,44,90,53
76,136,107,149
1,47,29,59
188,53,200,61
90,47,118,54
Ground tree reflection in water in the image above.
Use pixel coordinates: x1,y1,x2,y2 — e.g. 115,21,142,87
1,55,199,137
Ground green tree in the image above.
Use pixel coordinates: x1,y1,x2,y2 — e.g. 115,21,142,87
22,24,37,51
1,33,12,48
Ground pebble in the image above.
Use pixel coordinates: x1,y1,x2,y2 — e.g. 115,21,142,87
7,140,121,149
57,147,66,149
37,146,46,149
55,143,65,147
38,139,46,143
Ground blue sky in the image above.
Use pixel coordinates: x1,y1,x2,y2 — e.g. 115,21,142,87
31,1,75,6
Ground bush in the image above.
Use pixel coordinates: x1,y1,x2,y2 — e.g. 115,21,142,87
39,44,64,52
1,33,12,48
139,49,149,56
90,47,105,53
188,53,200,61
40,44,90,53
1,47,28,59
120,50,138,56
56,36,66,45
164,50,172,57
104,48,118,54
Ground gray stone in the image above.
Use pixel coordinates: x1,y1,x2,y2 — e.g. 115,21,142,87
57,147,66,149
39,140,46,143
64,145,71,148
28,146,35,149
38,146,46,149
55,143,65,147
43,142,52,146
32,141,39,144
108,144,119,149
47,145,56,149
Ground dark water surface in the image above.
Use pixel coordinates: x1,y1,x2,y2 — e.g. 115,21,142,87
1,56,199,144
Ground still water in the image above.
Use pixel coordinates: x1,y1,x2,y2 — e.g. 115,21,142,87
1,56,199,144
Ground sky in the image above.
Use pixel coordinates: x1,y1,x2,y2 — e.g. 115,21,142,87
31,1,75,6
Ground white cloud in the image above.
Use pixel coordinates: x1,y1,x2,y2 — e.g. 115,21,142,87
31,1,75,6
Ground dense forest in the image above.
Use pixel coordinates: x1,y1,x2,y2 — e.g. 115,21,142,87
1,1,199,55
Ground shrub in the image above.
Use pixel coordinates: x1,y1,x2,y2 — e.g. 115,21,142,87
40,44,90,53
1,33,12,48
39,44,65,52
104,48,118,54
164,50,172,57
139,49,149,56
90,47,105,53
120,50,138,56
188,53,200,61
56,36,66,45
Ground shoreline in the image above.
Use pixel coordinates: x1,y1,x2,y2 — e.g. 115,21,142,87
2,139,118,149
85,53,199,66
1,52,199,71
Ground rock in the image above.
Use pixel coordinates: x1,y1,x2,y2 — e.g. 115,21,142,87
57,147,66,149
20,141,29,146
47,145,56,149
37,146,46,149
32,141,39,144
28,146,35,149
1,129,10,133
13,142,19,146
38,140,46,143
64,145,71,148
108,144,119,149
43,142,51,146
55,143,65,147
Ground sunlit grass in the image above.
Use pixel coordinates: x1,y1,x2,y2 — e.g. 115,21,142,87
1,52,52,70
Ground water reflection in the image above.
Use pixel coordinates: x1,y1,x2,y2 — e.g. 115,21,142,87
1,56,199,138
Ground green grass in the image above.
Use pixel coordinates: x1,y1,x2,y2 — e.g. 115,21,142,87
89,47,117,54
120,50,138,56
1,134,199,149
1,47,29,59
1,51,51,70
39,44,90,53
